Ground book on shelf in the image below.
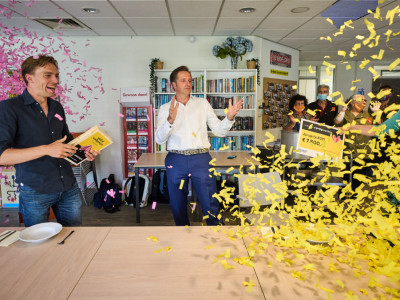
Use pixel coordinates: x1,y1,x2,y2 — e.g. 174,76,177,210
65,125,113,165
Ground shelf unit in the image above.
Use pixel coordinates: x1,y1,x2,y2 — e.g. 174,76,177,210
122,106,153,178
153,69,257,152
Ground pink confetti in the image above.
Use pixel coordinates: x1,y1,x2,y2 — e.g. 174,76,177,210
33,55,39,59
188,173,191,177
192,203,196,212
54,113,63,121
99,122,105,126
86,181,90,187
167,165,173,168
104,196,107,202
2,219,9,225
107,189,116,198
119,190,124,194
152,202,157,210
118,113,124,118
106,179,110,184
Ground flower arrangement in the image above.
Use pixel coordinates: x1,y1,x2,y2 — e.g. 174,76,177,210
212,37,253,60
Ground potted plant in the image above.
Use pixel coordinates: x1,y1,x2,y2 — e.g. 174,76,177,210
149,58,163,94
247,58,260,86
212,37,253,69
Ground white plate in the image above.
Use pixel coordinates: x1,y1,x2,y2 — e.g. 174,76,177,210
19,222,62,243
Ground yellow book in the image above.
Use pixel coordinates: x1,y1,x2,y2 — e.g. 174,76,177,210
64,125,113,165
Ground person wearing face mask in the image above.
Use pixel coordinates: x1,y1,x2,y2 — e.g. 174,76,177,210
282,94,316,131
307,84,338,126
335,94,373,191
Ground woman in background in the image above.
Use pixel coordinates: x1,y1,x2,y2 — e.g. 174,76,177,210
283,94,316,131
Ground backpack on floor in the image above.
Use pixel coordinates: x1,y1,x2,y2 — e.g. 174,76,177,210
124,174,150,208
93,174,122,213
150,169,169,203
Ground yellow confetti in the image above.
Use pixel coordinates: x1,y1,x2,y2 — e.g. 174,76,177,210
243,279,256,293
154,248,164,254
360,289,368,296
336,279,345,288
338,50,346,57
388,58,400,71
224,108,228,114
225,167,234,173
346,65,352,70
385,5,399,25
146,235,158,242
292,85,297,90
179,179,184,189
308,65,316,73
326,18,333,26
220,259,236,270
192,132,196,137
371,49,384,60
209,158,216,166
304,263,316,271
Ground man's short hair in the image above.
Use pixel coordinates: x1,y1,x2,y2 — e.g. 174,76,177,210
317,84,330,92
21,55,59,85
379,84,392,91
170,66,191,83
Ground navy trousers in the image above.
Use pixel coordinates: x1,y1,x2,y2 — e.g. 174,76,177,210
165,152,221,226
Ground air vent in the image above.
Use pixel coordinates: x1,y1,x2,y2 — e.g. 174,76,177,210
35,18,89,31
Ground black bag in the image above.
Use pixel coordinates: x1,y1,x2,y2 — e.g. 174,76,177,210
150,170,169,203
124,175,150,208
93,174,122,213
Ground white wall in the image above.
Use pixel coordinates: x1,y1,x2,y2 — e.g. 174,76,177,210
257,39,300,143
8,35,299,183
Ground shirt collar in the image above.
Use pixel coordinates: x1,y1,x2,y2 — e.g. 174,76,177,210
22,88,55,111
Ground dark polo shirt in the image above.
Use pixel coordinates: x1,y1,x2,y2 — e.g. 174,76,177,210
307,100,338,126
0,89,76,193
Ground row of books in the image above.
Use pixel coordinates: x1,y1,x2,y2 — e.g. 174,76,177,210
155,76,204,93
207,95,253,109
206,76,256,93
155,94,174,109
209,135,254,151
211,116,254,131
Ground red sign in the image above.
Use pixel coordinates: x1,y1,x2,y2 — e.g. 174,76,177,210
270,50,291,68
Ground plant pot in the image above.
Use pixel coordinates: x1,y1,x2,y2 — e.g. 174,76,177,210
247,61,256,69
154,61,164,69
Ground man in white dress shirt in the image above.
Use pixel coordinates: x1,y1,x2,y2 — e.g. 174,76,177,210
155,66,243,225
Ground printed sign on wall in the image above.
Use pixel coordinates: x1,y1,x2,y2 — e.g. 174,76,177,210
270,50,292,68
297,119,344,159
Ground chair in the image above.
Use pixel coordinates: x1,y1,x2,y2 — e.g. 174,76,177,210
236,172,288,225
18,207,56,226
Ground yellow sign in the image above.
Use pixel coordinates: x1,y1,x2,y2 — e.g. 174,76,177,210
297,120,344,159
270,69,288,76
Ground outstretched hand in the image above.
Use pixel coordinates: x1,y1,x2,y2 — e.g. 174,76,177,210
168,96,179,124
370,101,381,113
227,98,244,121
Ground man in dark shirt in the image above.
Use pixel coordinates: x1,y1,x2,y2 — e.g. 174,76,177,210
0,55,99,226
307,84,338,126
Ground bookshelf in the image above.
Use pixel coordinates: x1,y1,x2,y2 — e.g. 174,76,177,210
153,69,257,152
122,106,153,178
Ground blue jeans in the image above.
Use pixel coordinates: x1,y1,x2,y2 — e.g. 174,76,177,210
19,183,82,227
165,152,221,226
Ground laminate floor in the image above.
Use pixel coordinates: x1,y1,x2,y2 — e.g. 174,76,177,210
0,200,239,227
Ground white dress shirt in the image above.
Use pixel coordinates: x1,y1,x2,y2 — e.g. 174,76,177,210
155,96,234,151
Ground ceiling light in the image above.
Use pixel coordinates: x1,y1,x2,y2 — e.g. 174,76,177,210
82,7,100,14
239,7,256,14
291,7,310,13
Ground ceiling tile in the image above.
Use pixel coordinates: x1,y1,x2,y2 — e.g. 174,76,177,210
124,17,173,35
253,29,292,40
299,17,339,30
169,1,221,18
53,1,120,18
111,1,168,18
79,17,135,35
285,29,333,39
215,17,262,30
173,18,215,35
268,0,337,18
0,0,72,18
257,17,309,30
219,0,279,18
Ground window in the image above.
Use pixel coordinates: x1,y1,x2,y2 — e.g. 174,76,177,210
298,65,334,103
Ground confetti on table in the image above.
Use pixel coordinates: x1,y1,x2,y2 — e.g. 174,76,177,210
147,236,158,242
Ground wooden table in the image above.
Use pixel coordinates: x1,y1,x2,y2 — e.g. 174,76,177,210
1,226,397,299
134,151,261,223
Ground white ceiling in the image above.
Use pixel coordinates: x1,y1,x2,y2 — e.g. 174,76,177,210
0,0,399,61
